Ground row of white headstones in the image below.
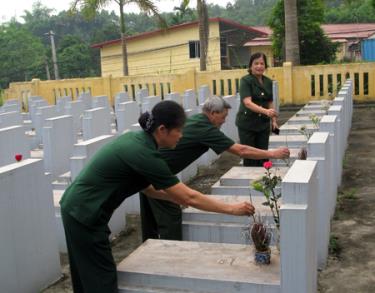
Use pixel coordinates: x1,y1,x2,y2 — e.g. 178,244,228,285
0,80,352,292
113,80,352,293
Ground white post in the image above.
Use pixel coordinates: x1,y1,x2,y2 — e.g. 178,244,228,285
319,115,341,217
281,160,318,293
307,132,331,269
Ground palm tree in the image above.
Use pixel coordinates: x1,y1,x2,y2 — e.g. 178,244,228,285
284,0,300,65
197,0,209,71
171,0,195,25
71,0,166,76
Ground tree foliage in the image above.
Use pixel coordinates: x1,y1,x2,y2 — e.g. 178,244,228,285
0,22,46,88
2,0,373,88
269,0,338,65
324,0,375,23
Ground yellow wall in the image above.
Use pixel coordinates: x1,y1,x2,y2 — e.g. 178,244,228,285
248,46,275,67
100,22,222,77
5,62,375,109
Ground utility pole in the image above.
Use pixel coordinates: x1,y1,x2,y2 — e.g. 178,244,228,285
45,31,60,80
44,57,51,80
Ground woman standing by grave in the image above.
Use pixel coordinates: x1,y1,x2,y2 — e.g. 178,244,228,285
60,100,255,293
236,52,279,166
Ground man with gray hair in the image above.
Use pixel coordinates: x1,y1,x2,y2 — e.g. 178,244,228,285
140,96,289,241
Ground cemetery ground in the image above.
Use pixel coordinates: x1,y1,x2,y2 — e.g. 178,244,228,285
43,105,375,293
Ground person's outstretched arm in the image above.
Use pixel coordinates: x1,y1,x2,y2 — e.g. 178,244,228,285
227,143,289,160
143,183,255,216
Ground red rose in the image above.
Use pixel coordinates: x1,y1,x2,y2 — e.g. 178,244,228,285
15,154,23,162
263,161,272,169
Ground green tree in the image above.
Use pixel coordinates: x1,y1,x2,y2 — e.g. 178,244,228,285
269,0,338,65
0,22,46,88
169,0,196,25
57,35,94,78
324,0,375,23
217,0,278,26
71,0,166,76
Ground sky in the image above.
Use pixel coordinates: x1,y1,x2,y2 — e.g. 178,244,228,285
0,0,234,24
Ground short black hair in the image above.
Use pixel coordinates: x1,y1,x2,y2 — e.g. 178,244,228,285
248,52,268,74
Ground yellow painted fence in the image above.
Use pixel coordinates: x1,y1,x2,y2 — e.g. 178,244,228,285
5,62,375,109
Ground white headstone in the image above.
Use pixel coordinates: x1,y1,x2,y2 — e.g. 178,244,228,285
183,89,197,110
65,100,85,140
164,92,182,105
116,101,140,134
0,111,23,129
0,125,30,167
198,85,210,104
77,91,92,110
307,132,331,269
114,92,131,113
0,159,61,292
34,105,58,145
70,134,115,180
43,115,74,179
135,88,149,105
141,96,161,113
82,107,112,140
281,160,318,293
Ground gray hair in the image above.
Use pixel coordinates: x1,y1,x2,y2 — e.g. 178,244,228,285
202,96,232,113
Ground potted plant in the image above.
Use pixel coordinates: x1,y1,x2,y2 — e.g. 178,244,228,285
250,218,272,264
244,161,282,264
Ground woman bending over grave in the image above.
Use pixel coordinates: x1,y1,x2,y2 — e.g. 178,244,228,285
60,100,255,293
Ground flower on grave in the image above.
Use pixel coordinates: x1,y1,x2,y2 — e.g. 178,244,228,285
252,163,282,230
15,154,23,162
263,161,273,170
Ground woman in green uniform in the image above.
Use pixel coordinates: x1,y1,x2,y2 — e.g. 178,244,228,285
60,100,254,293
236,52,279,166
141,96,289,241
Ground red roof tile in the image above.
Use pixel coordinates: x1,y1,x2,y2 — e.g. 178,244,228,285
91,17,265,48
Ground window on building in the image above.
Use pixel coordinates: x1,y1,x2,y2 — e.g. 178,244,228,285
189,41,200,58
220,36,228,57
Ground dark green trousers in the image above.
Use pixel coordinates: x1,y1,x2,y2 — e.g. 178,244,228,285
61,211,118,293
238,127,270,166
140,192,182,241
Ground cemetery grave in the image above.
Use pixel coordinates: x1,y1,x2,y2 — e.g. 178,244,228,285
0,80,353,292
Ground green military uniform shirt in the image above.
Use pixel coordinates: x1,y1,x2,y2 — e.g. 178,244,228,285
140,113,235,241
236,74,273,131
160,113,235,173
60,131,179,227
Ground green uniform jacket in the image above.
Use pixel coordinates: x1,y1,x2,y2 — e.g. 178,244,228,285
140,113,235,240
160,113,235,173
60,131,179,227
236,74,273,131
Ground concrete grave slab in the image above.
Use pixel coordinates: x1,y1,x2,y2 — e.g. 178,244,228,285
219,166,289,186
117,239,280,293
182,195,277,244
269,134,307,148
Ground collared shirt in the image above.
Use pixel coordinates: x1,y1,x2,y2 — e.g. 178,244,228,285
160,113,235,174
236,74,273,131
60,131,179,226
